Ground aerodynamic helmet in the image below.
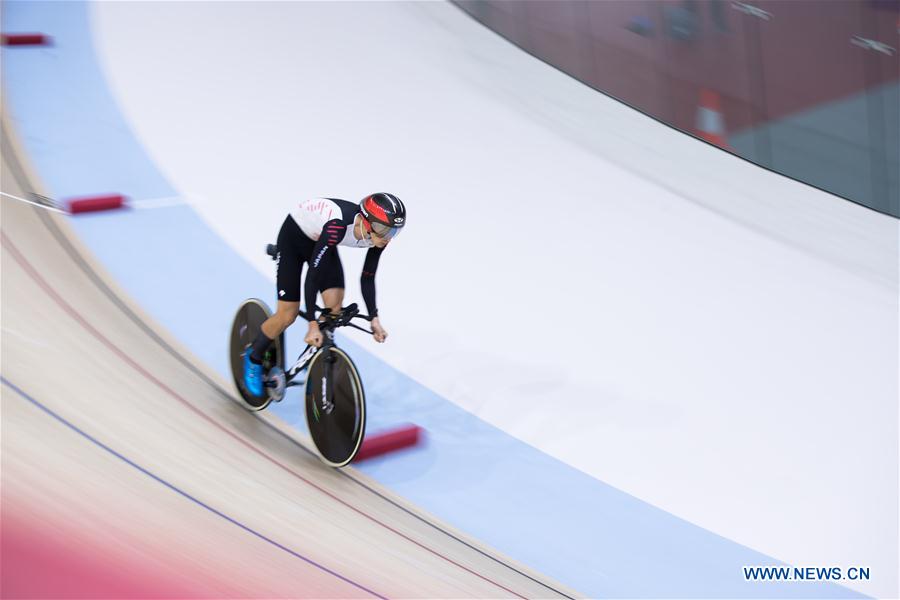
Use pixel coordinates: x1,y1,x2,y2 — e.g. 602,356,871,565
359,192,406,240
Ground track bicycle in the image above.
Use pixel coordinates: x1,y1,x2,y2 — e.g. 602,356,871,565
229,244,373,467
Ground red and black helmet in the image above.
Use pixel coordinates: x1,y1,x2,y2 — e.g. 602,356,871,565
359,192,406,239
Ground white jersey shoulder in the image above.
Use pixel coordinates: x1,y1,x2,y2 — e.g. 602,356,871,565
290,198,342,240
290,198,373,248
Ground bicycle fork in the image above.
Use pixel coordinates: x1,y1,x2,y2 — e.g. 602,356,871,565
321,344,336,415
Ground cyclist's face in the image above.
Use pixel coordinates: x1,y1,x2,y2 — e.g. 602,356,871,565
370,231,390,248
360,215,396,248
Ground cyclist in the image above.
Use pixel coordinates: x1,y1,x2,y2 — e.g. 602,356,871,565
243,192,406,396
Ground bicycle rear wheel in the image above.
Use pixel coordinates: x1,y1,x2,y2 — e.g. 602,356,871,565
229,298,284,410
305,347,366,467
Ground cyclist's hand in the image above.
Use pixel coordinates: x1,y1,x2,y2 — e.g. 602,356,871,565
305,321,323,348
371,317,388,343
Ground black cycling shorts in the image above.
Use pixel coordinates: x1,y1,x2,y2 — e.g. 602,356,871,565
275,215,345,303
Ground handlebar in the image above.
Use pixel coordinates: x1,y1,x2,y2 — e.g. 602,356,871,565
300,303,374,335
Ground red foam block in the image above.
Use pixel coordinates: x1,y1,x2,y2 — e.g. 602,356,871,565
355,424,422,462
1,33,50,46
67,194,126,215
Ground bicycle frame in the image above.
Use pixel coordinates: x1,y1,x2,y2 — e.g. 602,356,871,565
287,343,318,382
285,306,372,386
264,244,373,386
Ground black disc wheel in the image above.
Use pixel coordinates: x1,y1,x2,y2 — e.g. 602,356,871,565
305,347,366,467
229,298,284,411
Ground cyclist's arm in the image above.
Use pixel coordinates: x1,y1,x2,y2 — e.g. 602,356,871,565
305,219,346,319
360,246,384,318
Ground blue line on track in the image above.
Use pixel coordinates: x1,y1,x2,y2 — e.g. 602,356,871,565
0,375,387,600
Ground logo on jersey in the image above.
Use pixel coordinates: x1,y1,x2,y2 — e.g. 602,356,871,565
279,289,286,297
313,246,328,268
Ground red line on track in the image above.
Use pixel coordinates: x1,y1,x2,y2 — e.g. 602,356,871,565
1,230,527,600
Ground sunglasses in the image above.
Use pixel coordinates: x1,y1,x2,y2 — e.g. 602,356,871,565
365,219,402,240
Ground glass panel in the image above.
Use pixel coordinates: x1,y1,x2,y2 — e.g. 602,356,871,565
581,1,668,118
453,0,900,217
653,1,764,163
859,0,900,216
756,1,874,207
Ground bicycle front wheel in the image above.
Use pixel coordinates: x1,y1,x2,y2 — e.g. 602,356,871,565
305,347,366,467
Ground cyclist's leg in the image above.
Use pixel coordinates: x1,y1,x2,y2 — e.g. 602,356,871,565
318,252,345,315
262,300,300,339
321,288,344,314
250,216,308,363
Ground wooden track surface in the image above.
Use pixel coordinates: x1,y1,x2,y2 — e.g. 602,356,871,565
0,120,579,599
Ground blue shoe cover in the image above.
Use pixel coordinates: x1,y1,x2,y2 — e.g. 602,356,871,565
243,351,264,396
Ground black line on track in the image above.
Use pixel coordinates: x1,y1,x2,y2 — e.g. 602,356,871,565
1,124,575,600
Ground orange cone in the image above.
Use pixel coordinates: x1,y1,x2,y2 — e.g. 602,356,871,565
695,89,731,149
